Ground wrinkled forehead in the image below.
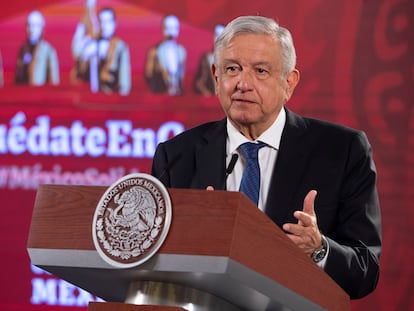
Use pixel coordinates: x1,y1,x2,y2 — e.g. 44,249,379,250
220,33,279,53
214,33,282,68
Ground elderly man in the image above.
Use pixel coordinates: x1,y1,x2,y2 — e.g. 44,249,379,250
151,15,381,299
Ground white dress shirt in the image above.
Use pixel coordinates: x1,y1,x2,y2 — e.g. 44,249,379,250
226,108,286,211
225,108,329,267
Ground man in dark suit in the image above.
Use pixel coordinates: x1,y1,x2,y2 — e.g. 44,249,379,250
151,15,381,299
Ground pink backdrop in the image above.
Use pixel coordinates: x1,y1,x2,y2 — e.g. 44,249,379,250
0,0,412,310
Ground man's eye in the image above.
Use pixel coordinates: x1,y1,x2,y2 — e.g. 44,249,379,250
224,66,240,76
226,66,238,72
257,68,268,74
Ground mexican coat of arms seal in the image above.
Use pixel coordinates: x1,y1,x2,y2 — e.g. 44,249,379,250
92,173,172,268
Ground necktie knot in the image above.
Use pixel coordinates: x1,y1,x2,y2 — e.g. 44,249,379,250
239,141,266,160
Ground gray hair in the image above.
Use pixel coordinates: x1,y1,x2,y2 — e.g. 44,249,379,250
213,16,296,78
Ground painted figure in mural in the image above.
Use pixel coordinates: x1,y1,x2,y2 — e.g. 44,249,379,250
152,15,381,299
193,24,225,96
72,0,131,95
145,15,187,96
15,10,60,86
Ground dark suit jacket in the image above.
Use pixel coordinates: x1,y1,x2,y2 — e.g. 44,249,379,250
151,107,382,299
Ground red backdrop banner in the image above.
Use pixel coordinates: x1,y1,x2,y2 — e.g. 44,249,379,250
0,0,412,310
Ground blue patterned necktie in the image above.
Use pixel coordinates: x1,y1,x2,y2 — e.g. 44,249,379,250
238,141,266,206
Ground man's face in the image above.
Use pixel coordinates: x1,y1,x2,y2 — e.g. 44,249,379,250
212,33,299,136
99,10,116,39
163,16,180,39
26,13,44,43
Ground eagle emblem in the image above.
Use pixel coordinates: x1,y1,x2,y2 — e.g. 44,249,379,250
92,173,172,268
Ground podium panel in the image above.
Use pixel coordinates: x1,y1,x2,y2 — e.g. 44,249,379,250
28,184,350,311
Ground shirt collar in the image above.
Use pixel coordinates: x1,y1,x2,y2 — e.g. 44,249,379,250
227,107,286,153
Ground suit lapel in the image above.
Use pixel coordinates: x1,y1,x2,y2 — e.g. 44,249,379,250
265,109,309,227
191,119,227,189
186,112,311,227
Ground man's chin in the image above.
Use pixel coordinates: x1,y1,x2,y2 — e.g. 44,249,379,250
231,115,259,127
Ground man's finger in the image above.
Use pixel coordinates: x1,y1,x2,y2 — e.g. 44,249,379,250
303,190,317,216
294,211,313,227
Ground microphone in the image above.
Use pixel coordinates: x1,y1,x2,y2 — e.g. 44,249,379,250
222,153,239,190
156,153,182,185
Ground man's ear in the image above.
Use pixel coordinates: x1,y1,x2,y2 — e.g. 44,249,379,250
211,64,218,81
285,69,300,100
211,64,219,95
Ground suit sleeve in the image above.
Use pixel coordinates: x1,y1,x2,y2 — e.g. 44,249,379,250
151,142,170,187
325,131,381,299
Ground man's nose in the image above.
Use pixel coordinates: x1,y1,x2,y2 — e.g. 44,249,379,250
236,70,253,91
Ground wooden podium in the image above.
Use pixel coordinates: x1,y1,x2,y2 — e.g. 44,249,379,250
27,184,349,311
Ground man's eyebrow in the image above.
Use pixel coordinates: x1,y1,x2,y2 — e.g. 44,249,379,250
252,61,272,67
221,59,272,66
